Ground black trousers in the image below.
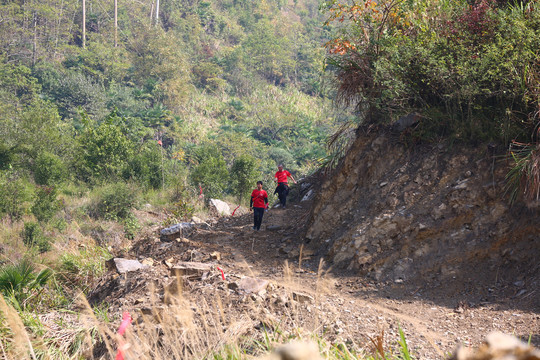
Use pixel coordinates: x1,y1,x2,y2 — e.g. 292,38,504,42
253,207,265,230
274,183,289,207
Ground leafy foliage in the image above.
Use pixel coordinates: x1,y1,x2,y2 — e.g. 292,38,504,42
22,222,51,253
90,182,138,220
322,0,540,143
0,172,33,221
186,144,225,197
0,260,52,311
74,115,134,182
230,154,260,202
31,185,60,223
33,152,68,186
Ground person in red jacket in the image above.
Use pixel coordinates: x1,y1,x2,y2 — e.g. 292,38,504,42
273,164,297,208
250,181,268,231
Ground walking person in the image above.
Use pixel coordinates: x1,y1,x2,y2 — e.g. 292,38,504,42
250,181,268,231
273,164,297,208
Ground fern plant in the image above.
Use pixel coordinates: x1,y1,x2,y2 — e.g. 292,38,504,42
0,260,52,310
505,142,540,206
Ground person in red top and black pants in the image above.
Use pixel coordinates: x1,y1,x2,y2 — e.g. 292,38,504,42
250,181,268,231
274,164,297,208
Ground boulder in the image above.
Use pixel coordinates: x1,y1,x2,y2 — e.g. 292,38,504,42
292,291,314,303
208,199,231,216
392,113,421,132
170,261,213,277
273,341,322,360
301,189,315,202
450,332,540,360
160,222,194,241
231,277,269,295
107,258,146,274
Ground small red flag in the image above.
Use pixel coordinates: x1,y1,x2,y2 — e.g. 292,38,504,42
216,267,226,280
115,312,132,360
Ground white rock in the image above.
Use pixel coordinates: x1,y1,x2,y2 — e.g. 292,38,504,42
110,258,146,274
301,189,315,202
209,199,231,216
161,222,193,236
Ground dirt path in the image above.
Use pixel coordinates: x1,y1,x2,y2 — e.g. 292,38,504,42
189,203,539,359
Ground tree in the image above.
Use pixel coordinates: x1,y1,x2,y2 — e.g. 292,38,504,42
189,145,229,199
230,154,260,203
74,114,134,182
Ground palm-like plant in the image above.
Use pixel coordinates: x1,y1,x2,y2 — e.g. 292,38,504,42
0,260,52,310
506,141,540,207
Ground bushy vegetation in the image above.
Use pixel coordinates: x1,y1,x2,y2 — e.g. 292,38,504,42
0,0,346,208
323,0,539,142
322,0,540,202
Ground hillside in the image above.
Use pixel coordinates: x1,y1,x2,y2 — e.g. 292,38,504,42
1,0,540,358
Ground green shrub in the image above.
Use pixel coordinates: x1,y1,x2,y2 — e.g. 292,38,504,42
0,172,33,221
267,147,296,169
323,0,540,143
41,68,108,121
123,141,163,189
74,115,134,183
22,222,51,253
31,185,60,223
189,145,229,199
0,142,13,170
33,151,68,186
123,213,141,240
90,182,138,220
230,154,260,203
165,199,195,225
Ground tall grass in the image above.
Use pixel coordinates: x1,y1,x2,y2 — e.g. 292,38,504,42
0,264,417,360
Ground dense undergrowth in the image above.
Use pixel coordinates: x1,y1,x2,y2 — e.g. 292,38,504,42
323,0,540,204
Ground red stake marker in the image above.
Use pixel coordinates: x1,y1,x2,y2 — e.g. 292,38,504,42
216,266,226,280
115,311,132,360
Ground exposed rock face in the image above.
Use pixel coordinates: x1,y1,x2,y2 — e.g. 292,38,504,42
305,131,539,290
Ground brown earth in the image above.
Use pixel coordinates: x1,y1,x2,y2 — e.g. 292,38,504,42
87,195,539,359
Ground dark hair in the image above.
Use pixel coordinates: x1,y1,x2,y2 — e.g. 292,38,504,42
257,181,263,185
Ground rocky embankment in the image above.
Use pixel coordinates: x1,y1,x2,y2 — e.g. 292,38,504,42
305,129,539,308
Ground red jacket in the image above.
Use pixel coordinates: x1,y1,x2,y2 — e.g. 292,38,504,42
250,189,268,208
274,170,291,183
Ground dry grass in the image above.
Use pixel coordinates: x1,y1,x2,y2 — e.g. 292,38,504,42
0,267,422,360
